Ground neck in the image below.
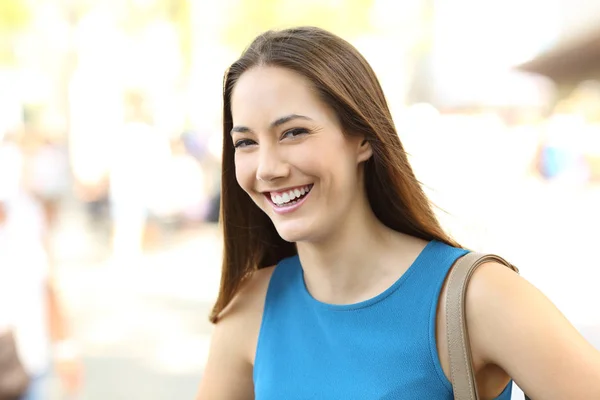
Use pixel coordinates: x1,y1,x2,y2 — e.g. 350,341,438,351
296,195,424,305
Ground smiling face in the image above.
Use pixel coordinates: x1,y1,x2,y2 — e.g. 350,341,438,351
230,65,372,243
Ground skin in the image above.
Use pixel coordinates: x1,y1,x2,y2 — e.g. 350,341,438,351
197,66,600,399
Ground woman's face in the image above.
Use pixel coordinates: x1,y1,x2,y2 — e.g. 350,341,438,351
230,66,372,243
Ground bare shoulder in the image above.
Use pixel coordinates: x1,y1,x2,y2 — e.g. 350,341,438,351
435,262,513,388
466,261,600,399
218,265,276,324
196,266,276,400
213,265,276,362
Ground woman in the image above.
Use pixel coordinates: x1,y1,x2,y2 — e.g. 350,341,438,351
197,27,600,399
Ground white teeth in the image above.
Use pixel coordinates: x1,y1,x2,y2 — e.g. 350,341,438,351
270,185,312,206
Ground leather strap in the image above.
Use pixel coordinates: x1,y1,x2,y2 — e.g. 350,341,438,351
445,252,519,400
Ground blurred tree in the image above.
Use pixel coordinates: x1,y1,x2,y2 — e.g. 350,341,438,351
222,0,375,52
165,0,192,74
0,0,30,31
0,0,31,64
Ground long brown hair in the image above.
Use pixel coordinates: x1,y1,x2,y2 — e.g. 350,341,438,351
210,26,458,323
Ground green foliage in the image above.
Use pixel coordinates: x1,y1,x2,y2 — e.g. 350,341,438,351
0,0,31,64
0,0,30,32
222,0,375,52
166,0,192,71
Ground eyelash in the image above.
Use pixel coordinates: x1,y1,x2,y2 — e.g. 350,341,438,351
233,138,255,149
233,128,311,149
281,127,310,139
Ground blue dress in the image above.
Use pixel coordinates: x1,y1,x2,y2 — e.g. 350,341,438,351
253,240,512,399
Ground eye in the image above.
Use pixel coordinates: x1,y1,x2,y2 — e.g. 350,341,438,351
281,128,310,140
233,138,257,149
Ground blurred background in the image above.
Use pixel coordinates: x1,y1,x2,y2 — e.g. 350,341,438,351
0,0,599,398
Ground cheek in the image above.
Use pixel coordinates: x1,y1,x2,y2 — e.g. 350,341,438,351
234,154,256,193
322,152,361,192
294,140,352,179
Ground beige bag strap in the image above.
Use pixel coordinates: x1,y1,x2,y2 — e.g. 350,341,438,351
445,252,519,400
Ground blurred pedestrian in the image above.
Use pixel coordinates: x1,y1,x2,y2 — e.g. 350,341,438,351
108,91,170,264
197,27,600,400
147,137,209,228
23,134,70,230
0,136,83,400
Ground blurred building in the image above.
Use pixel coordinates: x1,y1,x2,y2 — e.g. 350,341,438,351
517,0,600,94
516,0,600,183
407,0,558,112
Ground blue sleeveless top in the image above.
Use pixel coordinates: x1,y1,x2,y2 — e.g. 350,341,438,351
253,240,512,399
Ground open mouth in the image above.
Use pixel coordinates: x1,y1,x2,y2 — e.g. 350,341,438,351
268,184,313,207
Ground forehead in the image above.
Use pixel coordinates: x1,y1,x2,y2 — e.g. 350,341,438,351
230,66,329,125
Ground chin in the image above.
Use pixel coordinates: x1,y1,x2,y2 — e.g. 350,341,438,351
272,220,315,243
274,226,307,243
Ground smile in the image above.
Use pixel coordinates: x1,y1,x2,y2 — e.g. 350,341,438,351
266,184,313,214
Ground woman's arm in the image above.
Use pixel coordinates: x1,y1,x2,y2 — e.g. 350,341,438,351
467,262,600,399
197,266,275,400
197,312,256,400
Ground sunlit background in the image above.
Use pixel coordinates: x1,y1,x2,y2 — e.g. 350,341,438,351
1,0,599,398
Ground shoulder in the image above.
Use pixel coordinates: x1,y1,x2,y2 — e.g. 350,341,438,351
464,260,538,365
465,260,520,311
219,266,276,321
216,265,276,327
197,266,277,399
465,260,534,340
212,265,277,360
466,261,600,399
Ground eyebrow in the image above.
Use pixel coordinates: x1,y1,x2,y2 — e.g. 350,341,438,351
230,114,312,135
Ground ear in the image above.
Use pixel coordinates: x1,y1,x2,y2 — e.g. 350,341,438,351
357,138,373,163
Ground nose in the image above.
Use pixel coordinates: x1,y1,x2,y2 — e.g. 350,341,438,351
256,145,289,182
